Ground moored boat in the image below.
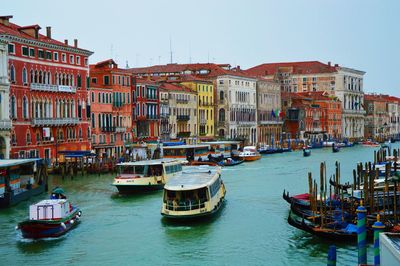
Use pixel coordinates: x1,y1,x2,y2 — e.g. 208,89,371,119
112,159,182,194
239,146,261,161
0,159,48,208
17,189,81,239
218,158,244,167
303,148,311,157
361,140,380,147
161,165,226,220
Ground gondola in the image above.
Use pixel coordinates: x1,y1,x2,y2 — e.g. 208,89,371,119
282,190,311,209
332,144,340,153
303,148,311,157
218,158,244,167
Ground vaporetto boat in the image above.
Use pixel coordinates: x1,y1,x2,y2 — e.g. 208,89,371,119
112,159,183,194
161,165,226,220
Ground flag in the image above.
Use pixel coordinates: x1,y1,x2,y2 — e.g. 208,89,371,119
271,109,276,118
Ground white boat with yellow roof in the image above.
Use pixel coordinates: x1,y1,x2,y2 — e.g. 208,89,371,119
161,165,226,220
112,159,182,194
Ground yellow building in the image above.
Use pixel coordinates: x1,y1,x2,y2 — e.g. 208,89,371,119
181,77,215,140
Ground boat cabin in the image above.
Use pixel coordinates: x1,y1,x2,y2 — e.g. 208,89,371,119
162,144,210,161
29,199,71,220
117,159,182,178
201,141,241,159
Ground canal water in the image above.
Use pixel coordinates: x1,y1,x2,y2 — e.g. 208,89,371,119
1,144,398,265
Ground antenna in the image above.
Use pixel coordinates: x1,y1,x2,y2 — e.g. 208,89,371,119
189,41,192,64
169,35,173,64
125,60,129,69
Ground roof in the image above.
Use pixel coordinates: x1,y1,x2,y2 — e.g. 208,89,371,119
163,144,210,150
164,165,221,191
0,158,41,168
117,158,181,166
0,19,92,55
159,82,194,93
244,61,339,77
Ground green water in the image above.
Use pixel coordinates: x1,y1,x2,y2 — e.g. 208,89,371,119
1,144,397,265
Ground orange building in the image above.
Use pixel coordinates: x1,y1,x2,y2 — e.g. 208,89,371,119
89,59,134,158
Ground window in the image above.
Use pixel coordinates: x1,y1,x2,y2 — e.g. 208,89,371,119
69,55,74,64
22,46,29,56
76,56,80,65
8,43,15,54
22,68,27,84
46,51,52,60
54,52,59,61
29,48,35,57
77,75,82,87
91,92,95,103
84,58,88,66
10,65,15,82
11,95,17,118
62,53,66,62
38,49,44,59
104,75,110,85
91,78,97,84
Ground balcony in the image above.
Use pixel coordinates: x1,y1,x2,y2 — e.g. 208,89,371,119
31,117,79,126
0,119,12,130
200,102,214,107
160,113,170,119
176,99,189,104
146,115,159,120
177,115,190,121
101,126,116,132
343,109,366,115
30,83,76,93
115,127,126,133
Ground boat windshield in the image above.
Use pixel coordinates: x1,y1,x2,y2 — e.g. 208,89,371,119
164,187,209,211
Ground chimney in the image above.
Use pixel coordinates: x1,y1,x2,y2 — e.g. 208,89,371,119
0,15,12,26
334,64,339,67
46,26,51,39
64,39,68,45
237,65,240,70
328,61,331,66
74,39,78,48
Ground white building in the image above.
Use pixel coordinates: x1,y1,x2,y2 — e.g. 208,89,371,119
0,37,11,159
387,99,400,139
216,74,257,145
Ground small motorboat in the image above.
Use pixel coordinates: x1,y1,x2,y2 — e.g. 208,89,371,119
17,188,81,239
332,144,340,153
218,158,244,167
303,148,311,157
361,140,380,147
239,146,261,161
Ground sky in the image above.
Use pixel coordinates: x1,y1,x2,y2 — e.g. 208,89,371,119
6,0,400,96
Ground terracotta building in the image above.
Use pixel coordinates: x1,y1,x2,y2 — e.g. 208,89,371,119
0,16,93,163
89,59,134,158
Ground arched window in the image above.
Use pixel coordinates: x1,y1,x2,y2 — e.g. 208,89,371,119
30,69,34,83
10,95,17,118
26,132,31,144
34,70,38,83
10,65,15,82
39,71,43,84
77,74,82,88
219,108,225,122
22,67,27,84
79,128,82,139
47,71,51,84
22,96,29,119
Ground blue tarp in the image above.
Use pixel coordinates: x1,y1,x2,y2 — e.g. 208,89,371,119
162,142,185,146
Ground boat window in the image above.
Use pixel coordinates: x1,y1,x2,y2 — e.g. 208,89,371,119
195,147,209,155
165,163,182,174
164,148,185,157
209,177,221,197
164,188,208,211
146,164,163,177
119,165,147,175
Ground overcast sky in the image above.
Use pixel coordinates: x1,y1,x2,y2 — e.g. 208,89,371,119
7,0,400,96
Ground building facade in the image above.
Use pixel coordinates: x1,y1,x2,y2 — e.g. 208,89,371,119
159,82,197,143
364,94,390,140
159,86,170,141
0,37,11,159
256,78,282,146
245,61,365,140
134,79,160,141
0,16,93,163
89,59,133,158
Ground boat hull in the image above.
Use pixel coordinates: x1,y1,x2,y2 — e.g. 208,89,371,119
241,155,261,161
114,184,165,194
18,208,81,239
0,183,46,209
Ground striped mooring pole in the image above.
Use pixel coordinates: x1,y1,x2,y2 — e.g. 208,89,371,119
357,201,367,265
327,245,336,266
372,214,385,266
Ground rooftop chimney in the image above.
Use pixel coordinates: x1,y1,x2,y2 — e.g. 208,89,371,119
64,39,68,45
0,15,13,26
334,64,339,67
328,61,331,66
74,39,78,48
46,26,51,39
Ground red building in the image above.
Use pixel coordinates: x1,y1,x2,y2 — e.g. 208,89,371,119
134,78,160,141
89,59,134,158
0,16,93,163
283,91,342,140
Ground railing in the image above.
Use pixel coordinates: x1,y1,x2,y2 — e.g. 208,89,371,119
30,83,76,93
115,127,126,133
343,109,366,115
176,99,189,104
165,200,206,211
146,115,159,120
101,126,116,132
0,119,12,130
177,115,190,121
201,102,214,107
31,117,79,126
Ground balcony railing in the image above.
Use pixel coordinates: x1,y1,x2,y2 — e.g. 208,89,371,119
30,83,76,93
176,99,189,104
0,119,12,130
115,127,126,133
146,115,159,120
343,109,366,115
177,115,190,121
101,126,116,132
32,117,79,126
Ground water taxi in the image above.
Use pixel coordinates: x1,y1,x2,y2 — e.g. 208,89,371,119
112,159,182,194
0,159,48,208
201,141,241,159
17,188,81,239
161,165,226,220
162,144,210,161
239,146,261,161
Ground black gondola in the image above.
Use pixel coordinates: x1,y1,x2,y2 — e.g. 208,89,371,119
303,148,311,157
